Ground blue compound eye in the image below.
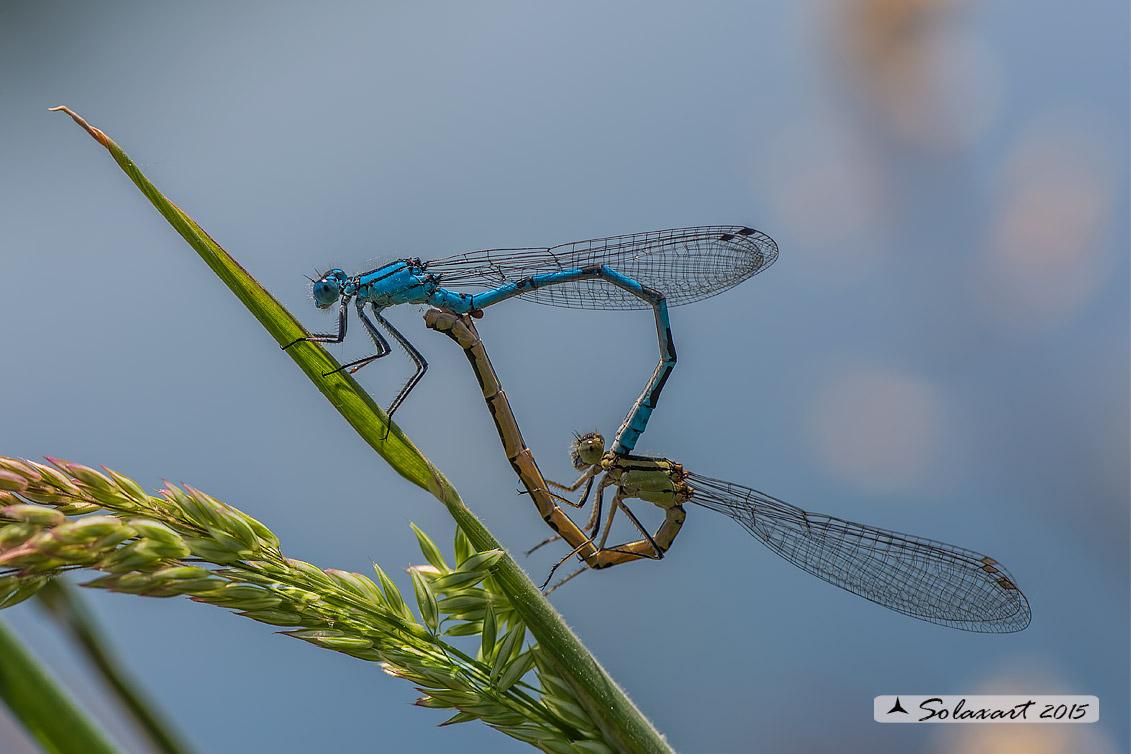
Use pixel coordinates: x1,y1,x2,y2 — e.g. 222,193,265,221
312,278,341,308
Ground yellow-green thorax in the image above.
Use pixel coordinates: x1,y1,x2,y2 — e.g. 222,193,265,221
571,432,692,509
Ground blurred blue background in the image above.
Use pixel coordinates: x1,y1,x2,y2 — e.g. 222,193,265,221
1,2,1127,752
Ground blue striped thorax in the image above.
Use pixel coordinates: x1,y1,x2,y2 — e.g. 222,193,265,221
349,259,433,308
312,260,476,314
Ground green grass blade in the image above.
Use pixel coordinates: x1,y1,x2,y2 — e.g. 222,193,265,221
447,512,672,754
0,617,123,754
48,106,453,502
35,580,195,754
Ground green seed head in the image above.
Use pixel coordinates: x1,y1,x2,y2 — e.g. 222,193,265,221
1,505,66,526
0,471,28,492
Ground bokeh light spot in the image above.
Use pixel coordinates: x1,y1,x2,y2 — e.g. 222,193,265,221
975,111,1117,332
809,364,941,493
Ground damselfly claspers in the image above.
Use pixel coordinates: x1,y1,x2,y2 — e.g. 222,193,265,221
288,226,776,452
424,310,1030,633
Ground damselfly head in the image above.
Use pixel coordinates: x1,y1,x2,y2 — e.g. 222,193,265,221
569,432,606,470
310,269,349,309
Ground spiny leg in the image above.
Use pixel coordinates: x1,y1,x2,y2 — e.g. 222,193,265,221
283,300,350,350
520,484,589,510
544,497,676,594
543,495,669,593
601,491,666,560
529,474,607,558
369,309,428,420
521,480,591,555
540,537,598,590
546,469,600,497
283,302,399,396
314,305,428,436
587,501,686,569
583,477,612,541
552,477,596,511
544,565,589,595
524,534,562,557
527,463,602,556
324,302,393,376
593,487,622,550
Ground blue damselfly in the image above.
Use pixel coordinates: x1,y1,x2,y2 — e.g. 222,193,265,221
289,226,776,452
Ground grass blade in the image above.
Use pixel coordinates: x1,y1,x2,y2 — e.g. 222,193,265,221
0,617,123,754
48,106,451,501
35,580,195,754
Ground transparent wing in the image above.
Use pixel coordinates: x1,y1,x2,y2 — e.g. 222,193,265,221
423,225,777,310
687,474,1030,633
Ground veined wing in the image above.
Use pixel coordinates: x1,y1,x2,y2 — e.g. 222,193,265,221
686,474,1031,633
424,225,777,310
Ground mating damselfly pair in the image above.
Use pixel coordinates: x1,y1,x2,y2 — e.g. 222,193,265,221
292,226,1029,633
424,311,1030,634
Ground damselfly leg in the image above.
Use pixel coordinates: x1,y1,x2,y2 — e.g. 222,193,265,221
285,301,427,431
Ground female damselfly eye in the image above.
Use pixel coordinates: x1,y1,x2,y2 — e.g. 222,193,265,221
571,432,606,468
